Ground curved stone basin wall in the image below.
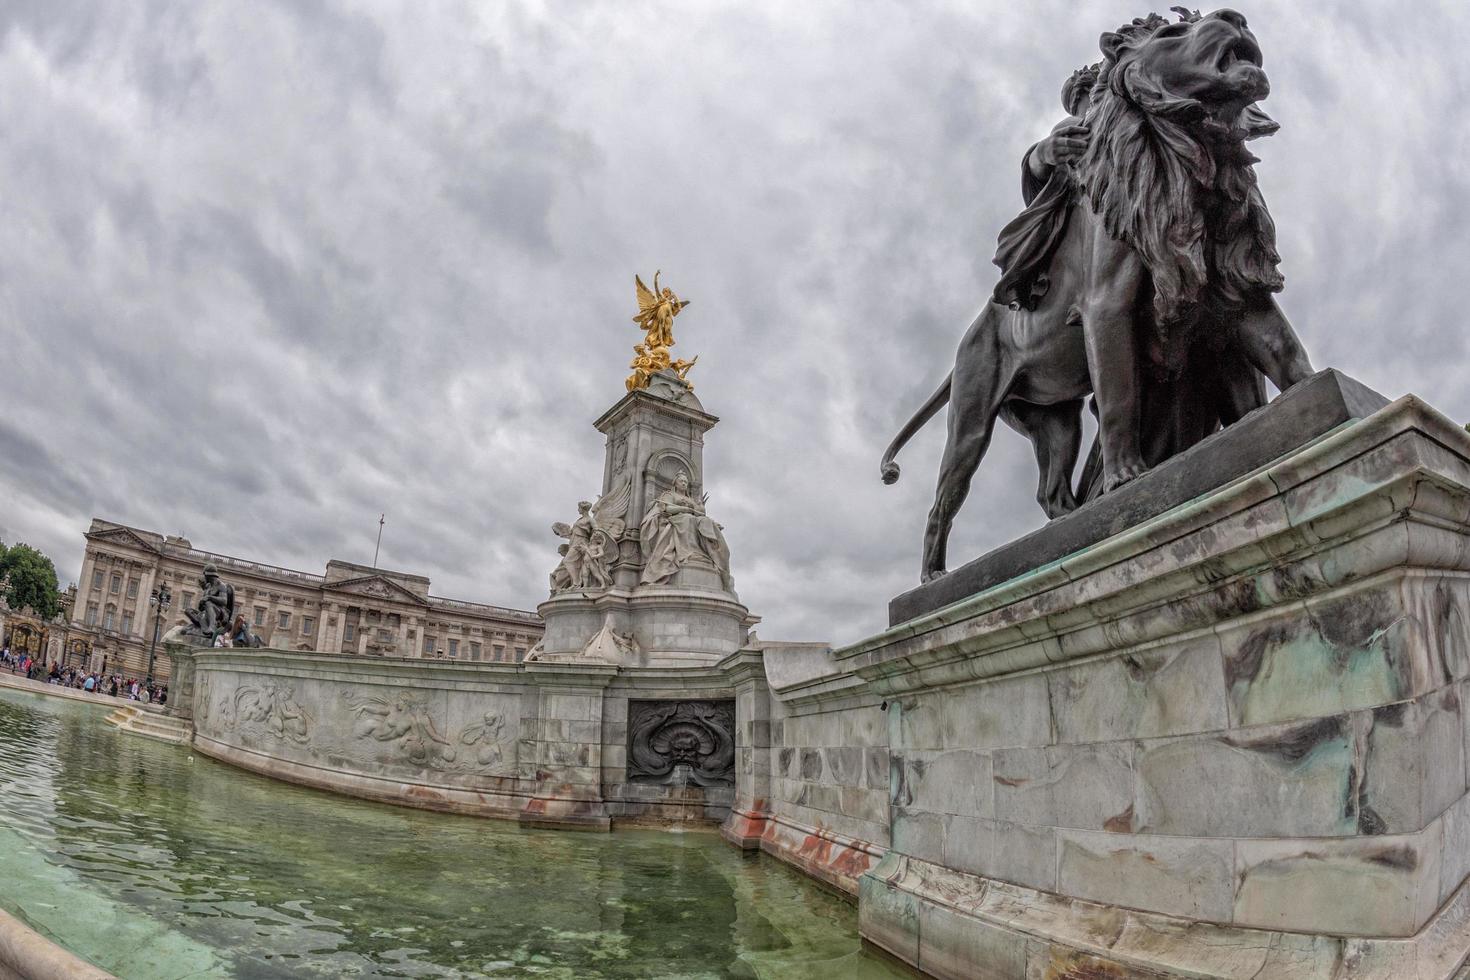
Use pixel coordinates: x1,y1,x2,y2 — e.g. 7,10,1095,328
189,649,753,830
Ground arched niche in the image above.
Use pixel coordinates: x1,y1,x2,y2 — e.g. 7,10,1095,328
641,450,696,515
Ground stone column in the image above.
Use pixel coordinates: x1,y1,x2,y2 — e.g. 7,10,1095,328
719,650,773,850
163,641,199,723
324,604,341,652
397,615,412,657
518,663,618,831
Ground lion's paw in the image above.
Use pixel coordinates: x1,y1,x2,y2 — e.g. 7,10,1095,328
1104,461,1148,493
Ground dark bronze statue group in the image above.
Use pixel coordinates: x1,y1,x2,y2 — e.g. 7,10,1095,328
882,8,1316,582
181,563,265,648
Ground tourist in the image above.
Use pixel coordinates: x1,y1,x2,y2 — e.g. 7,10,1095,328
230,614,252,648
82,673,96,692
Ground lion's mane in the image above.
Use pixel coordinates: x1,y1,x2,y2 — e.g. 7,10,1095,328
1077,18,1284,343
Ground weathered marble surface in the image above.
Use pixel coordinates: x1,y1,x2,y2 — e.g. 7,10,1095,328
536,385,757,668
186,645,769,832
750,395,1470,977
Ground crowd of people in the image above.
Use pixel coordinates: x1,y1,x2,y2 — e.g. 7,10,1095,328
1,646,167,704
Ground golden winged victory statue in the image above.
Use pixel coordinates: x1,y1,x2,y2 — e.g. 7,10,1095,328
626,271,698,392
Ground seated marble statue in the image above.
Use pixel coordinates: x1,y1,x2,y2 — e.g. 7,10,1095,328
638,473,733,590
183,563,235,640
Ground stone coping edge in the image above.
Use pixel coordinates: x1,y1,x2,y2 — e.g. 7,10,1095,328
187,646,769,687
193,734,531,820
888,368,1390,624
864,852,1470,980
835,394,1467,668
0,907,114,980
0,673,163,713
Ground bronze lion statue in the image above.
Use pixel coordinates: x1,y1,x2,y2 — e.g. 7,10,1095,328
881,8,1314,582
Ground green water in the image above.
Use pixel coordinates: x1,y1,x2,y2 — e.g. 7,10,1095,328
0,688,905,979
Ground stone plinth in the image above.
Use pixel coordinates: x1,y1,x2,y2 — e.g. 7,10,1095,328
593,382,717,581
538,587,752,668
846,390,1470,977
538,373,755,668
163,640,200,721
890,369,1389,625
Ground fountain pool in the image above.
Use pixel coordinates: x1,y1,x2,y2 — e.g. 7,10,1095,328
0,686,906,978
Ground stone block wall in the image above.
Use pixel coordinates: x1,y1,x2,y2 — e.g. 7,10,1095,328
188,650,758,832
879,571,1470,938
190,651,539,819
841,395,1470,976
747,683,890,895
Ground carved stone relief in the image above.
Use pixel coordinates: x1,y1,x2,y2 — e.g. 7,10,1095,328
340,690,519,775
626,699,736,786
612,435,629,475
221,682,312,744
458,712,516,775
343,690,457,767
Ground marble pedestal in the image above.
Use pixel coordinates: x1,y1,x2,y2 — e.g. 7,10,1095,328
538,373,755,668
850,391,1470,978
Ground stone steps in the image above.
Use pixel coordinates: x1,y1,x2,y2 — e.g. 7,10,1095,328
104,705,192,745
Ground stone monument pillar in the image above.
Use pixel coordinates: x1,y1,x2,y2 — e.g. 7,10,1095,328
536,277,757,668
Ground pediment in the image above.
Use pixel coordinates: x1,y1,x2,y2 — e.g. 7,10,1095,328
86,526,159,554
326,575,427,605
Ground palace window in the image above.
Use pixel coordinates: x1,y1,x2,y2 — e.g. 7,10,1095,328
91,570,103,590
423,634,435,655
103,606,116,631
448,639,459,658
378,629,390,644
344,623,356,643
110,574,121,594
254,606,265,626
470,642,482,661
278,611,291,630
127,579,139,599
85,603,98,626
122,613,133,635
302,617,315,636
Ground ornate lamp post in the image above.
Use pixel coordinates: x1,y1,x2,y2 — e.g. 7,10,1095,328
146,584,172,685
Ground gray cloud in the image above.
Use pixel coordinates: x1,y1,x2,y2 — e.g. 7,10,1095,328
0,1,1466,643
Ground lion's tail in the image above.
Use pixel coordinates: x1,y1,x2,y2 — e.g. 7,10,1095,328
880,374,952,485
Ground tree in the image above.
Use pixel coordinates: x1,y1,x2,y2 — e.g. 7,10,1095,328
0,543,62,620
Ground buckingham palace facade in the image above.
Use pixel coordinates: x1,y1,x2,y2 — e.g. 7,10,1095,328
66,518,543,681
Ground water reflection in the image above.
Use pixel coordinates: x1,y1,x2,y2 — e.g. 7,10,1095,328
0,688,903,978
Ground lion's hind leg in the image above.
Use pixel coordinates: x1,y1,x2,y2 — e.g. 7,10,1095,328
922,314,1013,582
1004,399,1084,519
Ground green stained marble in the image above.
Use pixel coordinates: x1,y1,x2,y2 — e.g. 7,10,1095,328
0,688,901,979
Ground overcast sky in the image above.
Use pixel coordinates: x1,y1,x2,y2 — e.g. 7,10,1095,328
0,1,1466,644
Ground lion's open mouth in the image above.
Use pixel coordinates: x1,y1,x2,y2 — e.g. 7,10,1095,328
1217,36,1262,72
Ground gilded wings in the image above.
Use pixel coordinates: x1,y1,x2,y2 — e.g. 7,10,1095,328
627,271,694,390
